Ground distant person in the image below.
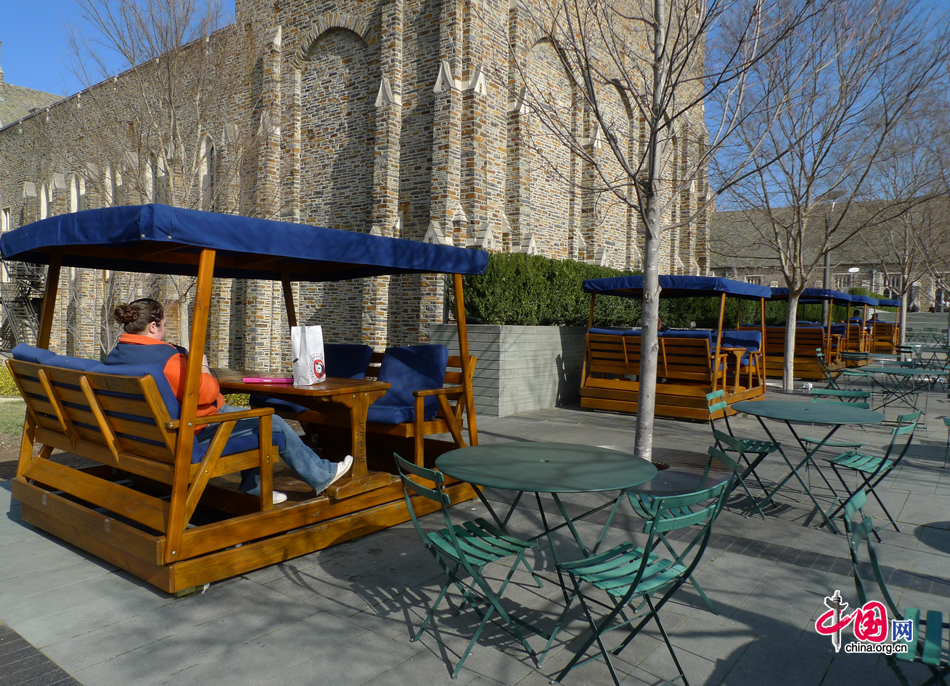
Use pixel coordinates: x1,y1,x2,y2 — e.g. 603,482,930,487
910,301,920,312
929,305,936,313
658,315,670,332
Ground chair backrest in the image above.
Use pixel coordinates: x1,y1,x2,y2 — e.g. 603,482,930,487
325,343,374,379
879,410,922,467
374,345,450,419
706,444,740,484
809,387,870,408
706,390,733,434
630,483,729,593
393,452,451,541
814,349,840,389
843,490,902,619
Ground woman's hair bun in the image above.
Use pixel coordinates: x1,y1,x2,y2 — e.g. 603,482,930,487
114,304,139,325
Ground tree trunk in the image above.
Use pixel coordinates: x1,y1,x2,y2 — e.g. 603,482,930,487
782,293,800,390
634,195,662,461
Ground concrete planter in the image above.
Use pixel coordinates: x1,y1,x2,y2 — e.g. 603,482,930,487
430,324,587,417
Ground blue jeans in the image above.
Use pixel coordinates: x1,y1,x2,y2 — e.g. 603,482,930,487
198,404,341,494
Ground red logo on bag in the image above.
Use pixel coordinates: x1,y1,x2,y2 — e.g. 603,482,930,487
310,354,326,381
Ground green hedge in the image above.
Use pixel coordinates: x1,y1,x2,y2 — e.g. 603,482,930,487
457,254,897,329
459,253,641,327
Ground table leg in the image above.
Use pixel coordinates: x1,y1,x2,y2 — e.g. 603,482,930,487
754,418,841,534
325,390,392,499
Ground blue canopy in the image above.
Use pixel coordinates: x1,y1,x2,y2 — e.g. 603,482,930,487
0,204,489,282
768,287,852,303
877,299,900,307
583,275,770,300
849,294,879,306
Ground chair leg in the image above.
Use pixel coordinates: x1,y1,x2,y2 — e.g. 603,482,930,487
645,595,691,686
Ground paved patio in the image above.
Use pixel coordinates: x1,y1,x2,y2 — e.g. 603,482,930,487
3,387,950,686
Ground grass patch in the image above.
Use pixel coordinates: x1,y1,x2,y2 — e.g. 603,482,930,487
0,402,26,436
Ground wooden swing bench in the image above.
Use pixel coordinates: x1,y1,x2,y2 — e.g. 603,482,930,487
3,204,487,594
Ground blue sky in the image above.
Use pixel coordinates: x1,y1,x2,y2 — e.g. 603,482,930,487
4,0,949,98
2,0,236,96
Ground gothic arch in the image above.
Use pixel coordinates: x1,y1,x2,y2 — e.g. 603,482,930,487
290,14,376,68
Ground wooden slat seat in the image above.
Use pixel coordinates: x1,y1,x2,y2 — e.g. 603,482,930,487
751,326,844,380
580,331,763,420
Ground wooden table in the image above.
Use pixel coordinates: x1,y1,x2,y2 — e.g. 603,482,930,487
215,370,391,498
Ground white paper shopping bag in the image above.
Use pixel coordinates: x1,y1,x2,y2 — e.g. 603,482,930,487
291,325,327,385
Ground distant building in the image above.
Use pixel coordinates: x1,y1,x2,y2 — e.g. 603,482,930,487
710,204,950,310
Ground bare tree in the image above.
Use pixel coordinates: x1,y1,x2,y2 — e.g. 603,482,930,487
717,0,950,388
516,0,812,459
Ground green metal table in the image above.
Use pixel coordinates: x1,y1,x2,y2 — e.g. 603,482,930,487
733,400,885,533
860,366,946,415
437,442,656,602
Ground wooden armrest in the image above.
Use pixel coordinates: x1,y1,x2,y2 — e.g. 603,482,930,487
164,407,275,430
413,386,464,398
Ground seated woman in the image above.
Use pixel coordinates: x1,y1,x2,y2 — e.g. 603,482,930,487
106,298,352,504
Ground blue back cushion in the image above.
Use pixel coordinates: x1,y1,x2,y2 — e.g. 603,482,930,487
325,343,374,379
12,344,99,371
367,345,449,425
721,331,762,352
588,328,625,336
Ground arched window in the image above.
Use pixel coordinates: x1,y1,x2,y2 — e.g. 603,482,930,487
69,174,80,213
200,136,215,210
39,183,49,219
104,164,115,207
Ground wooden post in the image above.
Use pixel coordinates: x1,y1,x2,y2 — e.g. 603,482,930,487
760,297,767,385
826,298,833,358
862,304,868,352
453,273,477,446
714,293,725,392
36,251,62,349
281,269,297,327
165,249,215,565
736,299,742,330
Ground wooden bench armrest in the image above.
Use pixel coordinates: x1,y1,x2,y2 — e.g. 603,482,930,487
413,386,464,398
165,407,275,430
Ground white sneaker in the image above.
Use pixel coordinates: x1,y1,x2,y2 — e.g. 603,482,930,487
271,490,288,505
327,455,354,488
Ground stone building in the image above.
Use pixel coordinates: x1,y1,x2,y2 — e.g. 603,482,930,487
0,0,709,368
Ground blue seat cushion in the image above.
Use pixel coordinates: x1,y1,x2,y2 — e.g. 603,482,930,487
588,328,625,336
660,330,713,344
367,345,449,425
194,421,287,463
249,396,309,416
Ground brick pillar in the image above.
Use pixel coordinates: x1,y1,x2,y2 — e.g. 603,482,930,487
21,183,37,225
280,69,301,222
50,174,68,216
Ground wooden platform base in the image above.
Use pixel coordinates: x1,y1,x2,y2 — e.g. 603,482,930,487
12,471,475,594
580,382,764,421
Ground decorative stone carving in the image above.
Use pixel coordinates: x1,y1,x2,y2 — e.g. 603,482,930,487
433,60,461,93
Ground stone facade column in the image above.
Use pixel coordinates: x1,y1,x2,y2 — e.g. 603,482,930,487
50,174,67,216
281,69,301,222
244,26,283,370
361,0,404,350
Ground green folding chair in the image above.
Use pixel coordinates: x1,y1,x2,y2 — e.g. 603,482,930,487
706,390,777,495
844,490,950,686
551,482,729,686
825,411,921,538
394,453,542,678
816,348,842,389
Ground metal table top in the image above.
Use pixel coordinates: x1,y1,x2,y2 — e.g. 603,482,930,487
860,366,945,376
437,442,657,493
733,400,885,426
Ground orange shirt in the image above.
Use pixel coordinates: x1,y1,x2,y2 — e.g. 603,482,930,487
116,333,225,423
